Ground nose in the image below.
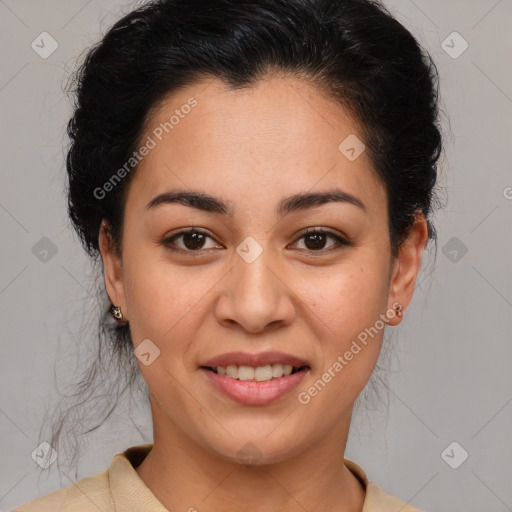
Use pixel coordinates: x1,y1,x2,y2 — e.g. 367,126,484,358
214,245,296,334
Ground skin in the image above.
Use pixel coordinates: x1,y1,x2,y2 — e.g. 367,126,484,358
99,74,428,512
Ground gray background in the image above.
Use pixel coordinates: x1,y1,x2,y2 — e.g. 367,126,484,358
1,1,511,511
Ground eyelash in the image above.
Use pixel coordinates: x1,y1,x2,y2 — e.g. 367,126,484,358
161,227,350,255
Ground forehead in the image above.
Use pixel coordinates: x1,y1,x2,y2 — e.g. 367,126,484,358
125,75,385,217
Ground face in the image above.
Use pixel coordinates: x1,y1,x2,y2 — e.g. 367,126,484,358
100,75,427,465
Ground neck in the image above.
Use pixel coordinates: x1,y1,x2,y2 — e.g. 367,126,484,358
135,399,365,512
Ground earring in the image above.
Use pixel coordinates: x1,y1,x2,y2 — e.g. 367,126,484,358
395,303,404,317
110,305,123,320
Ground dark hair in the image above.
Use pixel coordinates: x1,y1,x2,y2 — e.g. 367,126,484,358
43,0,444,475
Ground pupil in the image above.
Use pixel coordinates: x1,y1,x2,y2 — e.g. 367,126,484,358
305,233,326,250
184,232,205,250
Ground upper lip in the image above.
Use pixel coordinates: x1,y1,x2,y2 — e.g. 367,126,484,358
200,351,310,369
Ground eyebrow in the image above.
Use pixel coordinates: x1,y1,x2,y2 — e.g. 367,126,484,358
145,188,367,217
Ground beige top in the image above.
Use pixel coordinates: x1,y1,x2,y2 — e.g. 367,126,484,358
13,443,422,511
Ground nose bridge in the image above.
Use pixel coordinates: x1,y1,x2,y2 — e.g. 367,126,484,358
215,236,294,333
235,237,275,299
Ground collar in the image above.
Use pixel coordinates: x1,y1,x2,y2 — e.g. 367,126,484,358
109,443,168,511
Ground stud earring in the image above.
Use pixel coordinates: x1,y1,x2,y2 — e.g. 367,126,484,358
110,305,123,320
395,303,404,317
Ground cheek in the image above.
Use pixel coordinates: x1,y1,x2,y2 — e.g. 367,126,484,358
121,250,196,343
301,262,390,334
296,262,389,388
295,274,386,418
121,248,223,373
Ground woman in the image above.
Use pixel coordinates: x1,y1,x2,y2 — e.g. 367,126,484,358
14,0,442,510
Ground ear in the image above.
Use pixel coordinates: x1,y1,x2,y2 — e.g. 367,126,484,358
98,219,128,320
386,212,429,326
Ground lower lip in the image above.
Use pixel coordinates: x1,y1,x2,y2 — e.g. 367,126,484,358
200,367,309,405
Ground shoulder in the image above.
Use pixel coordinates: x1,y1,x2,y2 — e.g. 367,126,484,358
12,469,114,512
12,443,161,512
365,482,424,512
344,458,424,512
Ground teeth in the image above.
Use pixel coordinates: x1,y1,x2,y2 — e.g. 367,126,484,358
215,364,297,381
272,364,284,378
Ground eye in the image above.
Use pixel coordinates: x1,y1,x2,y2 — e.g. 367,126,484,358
290,227,350,252
161,227,350,255
161,228,222,253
